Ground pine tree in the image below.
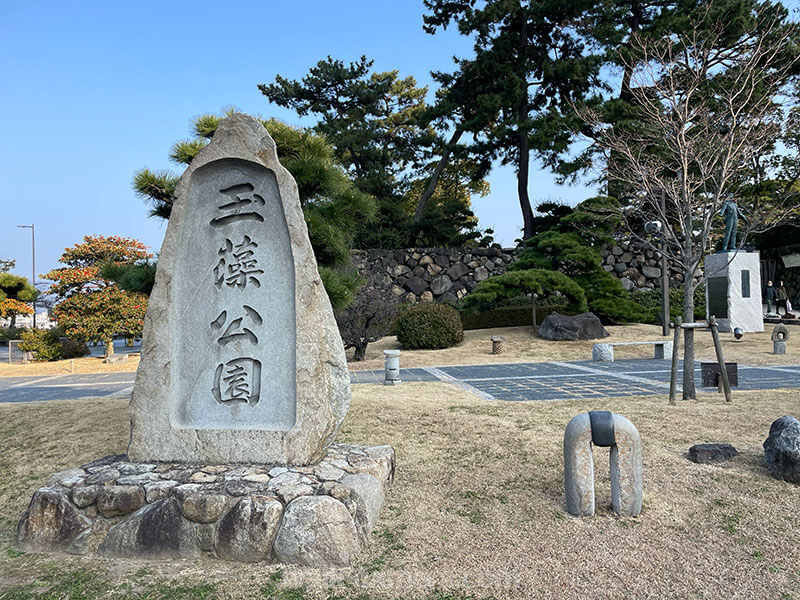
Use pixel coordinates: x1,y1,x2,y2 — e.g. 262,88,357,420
422,0,606,241
260,56,491,248
133,111,376,308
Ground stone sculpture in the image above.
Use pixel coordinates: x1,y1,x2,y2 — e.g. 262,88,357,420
564,411,642,517
772,323,789,355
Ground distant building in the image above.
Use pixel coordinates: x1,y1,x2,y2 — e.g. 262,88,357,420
0,312,56,330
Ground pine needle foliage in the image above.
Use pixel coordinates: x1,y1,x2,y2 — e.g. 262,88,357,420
132,111,375,308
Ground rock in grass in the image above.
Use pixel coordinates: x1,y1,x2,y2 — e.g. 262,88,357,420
688,443,738,464
764,415,800,484
538,312,609,341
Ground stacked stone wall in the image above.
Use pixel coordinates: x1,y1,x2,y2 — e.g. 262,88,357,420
351,247,516,304
600,240,700,291
352,241,699,304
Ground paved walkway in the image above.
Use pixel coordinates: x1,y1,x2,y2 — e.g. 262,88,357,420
2,359,800,404
0,372,135,404
350,359,800,402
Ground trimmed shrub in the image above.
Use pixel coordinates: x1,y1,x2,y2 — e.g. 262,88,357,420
18,328,89,361
462,269,588,314
0,327,25,341
395,303,464,350
630,284,706,320
61,337,91,359
19,329,63,362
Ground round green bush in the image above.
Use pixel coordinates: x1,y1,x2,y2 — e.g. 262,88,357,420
61,337,90,359
18,327,90,361
395,303,464,350
18,329,63,362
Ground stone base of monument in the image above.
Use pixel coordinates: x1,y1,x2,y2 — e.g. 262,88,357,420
704,251,764,333
16,443,394,567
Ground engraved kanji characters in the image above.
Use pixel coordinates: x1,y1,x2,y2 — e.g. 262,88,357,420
209,181,267,407
212,358,262,405
209,183,265,227
210,305,262,346
214,235,264,289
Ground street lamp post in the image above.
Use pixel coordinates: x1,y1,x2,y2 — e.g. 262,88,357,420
17,224,35,329
659,190,669,337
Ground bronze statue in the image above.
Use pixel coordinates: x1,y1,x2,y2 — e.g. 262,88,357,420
719,197,748,252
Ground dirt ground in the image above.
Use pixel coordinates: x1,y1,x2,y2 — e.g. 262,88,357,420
1,323,799,599
1,386,799,599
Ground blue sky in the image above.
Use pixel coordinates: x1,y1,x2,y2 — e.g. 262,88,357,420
0,1,597,287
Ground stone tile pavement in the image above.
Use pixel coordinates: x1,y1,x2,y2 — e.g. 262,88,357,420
350,359,800,402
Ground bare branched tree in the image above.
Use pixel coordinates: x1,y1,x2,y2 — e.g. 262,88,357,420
579,4,799,398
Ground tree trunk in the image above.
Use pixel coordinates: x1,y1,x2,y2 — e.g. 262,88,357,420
516,2,535,242
105,338,114,357
682,280,696,400
353,342,367,362
408,128,463,246
517,131,535,241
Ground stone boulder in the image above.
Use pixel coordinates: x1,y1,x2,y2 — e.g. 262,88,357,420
763,415,800,484
16,487,91,551
98,498,200,558
538,312,609,341
340,473,384,537
216,495,283,562
688,443,738,464
273,496,360,566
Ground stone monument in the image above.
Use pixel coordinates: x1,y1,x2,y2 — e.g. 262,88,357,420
16,115,395,566
128,115,349,464
704,251,764,333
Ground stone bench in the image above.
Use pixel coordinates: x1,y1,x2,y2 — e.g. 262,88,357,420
592,340,673,362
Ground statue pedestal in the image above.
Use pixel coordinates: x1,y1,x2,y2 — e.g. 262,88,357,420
705,251,763,333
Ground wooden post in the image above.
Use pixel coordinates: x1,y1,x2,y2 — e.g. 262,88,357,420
669,317,681,405
709,316,732,403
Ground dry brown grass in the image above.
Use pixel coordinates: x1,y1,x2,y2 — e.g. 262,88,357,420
0,354,140,377
349,323,800,370
1,385,799,599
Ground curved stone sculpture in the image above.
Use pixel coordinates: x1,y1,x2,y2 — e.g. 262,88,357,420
771,324,789,341
564,411,642,517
